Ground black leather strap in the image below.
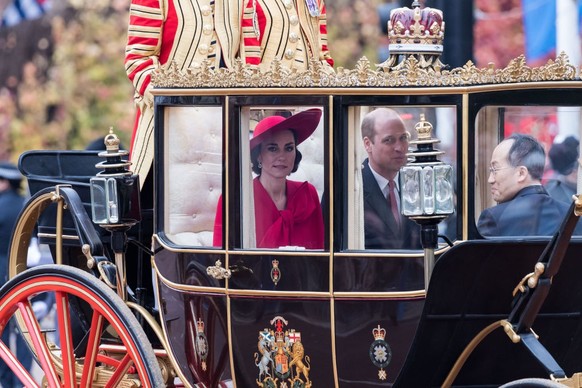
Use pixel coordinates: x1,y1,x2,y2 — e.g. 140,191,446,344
58,186,105,256
509,200,580,333
520,332,566,379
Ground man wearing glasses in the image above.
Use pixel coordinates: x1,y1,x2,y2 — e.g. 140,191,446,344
477,133,576,237
360,108,421,249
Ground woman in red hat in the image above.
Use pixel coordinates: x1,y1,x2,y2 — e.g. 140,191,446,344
213,108,324,249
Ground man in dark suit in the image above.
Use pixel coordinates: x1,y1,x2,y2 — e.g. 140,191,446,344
361,108,421,249
477,133,575,237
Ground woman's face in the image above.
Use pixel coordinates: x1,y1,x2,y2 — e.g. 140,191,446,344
258,129,296,179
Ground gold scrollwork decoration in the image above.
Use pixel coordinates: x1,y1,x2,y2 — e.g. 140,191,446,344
151,52,578,89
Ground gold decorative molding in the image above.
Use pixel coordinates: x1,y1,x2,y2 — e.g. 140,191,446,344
151,52,578,89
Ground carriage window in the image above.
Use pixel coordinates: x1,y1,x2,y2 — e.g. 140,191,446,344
163,106,223,247
474,106,581,237
346,105,457,250
238,106,325,250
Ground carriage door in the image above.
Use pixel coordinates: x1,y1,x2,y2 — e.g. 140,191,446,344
153,98,232,386
223,96,335,387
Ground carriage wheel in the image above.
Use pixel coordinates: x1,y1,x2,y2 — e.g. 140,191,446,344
0,265,165,387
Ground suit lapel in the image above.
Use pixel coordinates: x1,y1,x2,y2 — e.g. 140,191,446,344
362,160,400,235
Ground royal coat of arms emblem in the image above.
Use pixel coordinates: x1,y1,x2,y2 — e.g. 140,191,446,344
195,318,209,371
255,316,312,388
369,324,392,380
271,259,281,285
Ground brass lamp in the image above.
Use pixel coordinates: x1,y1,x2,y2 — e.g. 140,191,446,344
90,128,141,300
400,114,454,290
90,129,140,227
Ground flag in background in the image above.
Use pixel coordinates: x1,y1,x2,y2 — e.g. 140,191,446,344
1,0,51,27
522,0,557,62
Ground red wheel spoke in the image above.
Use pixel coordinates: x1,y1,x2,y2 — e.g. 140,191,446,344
104,354,133,388
55,290,77,387
1,267,164,387
80,311,105,387
96,353,121,367
0,340,39,387
18,300,60,388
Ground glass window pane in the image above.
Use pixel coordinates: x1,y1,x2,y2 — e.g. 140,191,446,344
347,105,457,250
239,106,325,250
475,106,581,237
164,106,223,247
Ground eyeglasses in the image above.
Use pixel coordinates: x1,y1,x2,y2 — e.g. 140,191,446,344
488,165,513,176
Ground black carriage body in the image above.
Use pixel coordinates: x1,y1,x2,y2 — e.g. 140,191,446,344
148,61,582,388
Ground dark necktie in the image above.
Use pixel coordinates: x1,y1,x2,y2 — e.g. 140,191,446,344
388,179,400,228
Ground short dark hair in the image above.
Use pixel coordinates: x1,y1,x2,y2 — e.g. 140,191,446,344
250,131,303,175
361,108,404,142
549,136,579,175
506,133,545,180
361,112,376,141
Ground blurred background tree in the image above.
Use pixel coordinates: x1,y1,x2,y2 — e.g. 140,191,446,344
473,0,524,68
0,0,134,162
326,0,383,69
0,0,541,163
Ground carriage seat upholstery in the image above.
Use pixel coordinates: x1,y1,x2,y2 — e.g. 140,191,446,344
165,108,325,247
165,107,222,247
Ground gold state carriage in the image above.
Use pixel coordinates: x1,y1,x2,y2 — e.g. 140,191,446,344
3,2,582,387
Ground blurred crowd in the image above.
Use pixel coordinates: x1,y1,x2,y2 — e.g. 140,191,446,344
0,0,134,164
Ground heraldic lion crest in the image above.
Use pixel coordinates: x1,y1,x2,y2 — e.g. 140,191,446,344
289,341,311,383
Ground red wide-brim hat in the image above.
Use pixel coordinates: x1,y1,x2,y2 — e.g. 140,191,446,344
250,108,322,150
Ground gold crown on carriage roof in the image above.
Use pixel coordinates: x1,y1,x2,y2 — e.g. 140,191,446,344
388,0,445,55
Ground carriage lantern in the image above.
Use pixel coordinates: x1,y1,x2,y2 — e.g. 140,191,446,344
400,114,454,290
90,129,141,227
90,129,141,301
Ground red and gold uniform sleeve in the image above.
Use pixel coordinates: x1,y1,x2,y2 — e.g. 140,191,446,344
319,1,333,67
125,0,165,98
241,0,261,65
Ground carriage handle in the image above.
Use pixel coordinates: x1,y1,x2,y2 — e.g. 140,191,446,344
206,260,232,280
